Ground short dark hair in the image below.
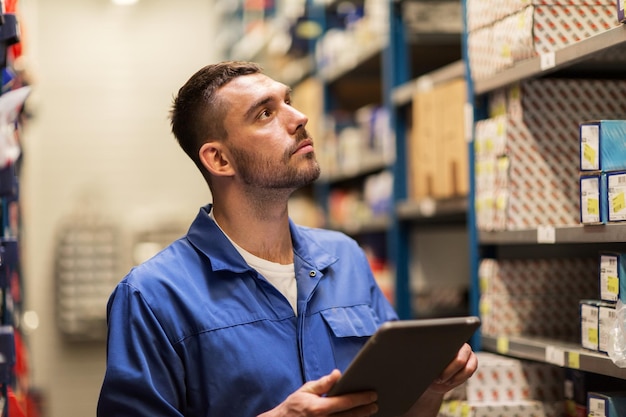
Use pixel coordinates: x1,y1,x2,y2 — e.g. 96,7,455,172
169,61,262,176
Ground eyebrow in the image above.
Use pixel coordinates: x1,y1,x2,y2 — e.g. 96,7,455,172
243,86,292,120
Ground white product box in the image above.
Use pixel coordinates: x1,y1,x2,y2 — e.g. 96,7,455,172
607,171,626,222
580,174,608,225
599,252,624,303
580,120,626,172
581,300,600,351
599,304,617,354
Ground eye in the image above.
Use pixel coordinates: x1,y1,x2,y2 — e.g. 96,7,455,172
258,109,272,120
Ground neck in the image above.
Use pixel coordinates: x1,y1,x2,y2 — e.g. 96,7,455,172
212,198,294,264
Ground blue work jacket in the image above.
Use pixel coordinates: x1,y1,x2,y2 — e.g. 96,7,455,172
97,204,398,416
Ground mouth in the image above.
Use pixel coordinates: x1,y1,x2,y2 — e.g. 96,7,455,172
292,139,314,155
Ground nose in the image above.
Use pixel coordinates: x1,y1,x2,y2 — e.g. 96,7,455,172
286,104,308,134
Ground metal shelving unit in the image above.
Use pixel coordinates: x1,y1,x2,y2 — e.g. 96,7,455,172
474,25,626,94
463,0,626,380
480,224,626,245
482,335,626,380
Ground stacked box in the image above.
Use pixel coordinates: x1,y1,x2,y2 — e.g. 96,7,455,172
479,258,597,340
467,352,564,403
599,252,626,303
474,79,626,231
467,1,620,81
409,78,468,200
607,171,626,222
438,352,563,417
580,174,608,225
579,120,626,224
588,392,626,417
565,370,626,417
439,401,558,417
580,121,626,173
578,251,622,353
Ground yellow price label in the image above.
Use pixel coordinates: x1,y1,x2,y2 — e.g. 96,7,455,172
497,337,509,354
613,192,626,213
608,276,619,295
588,328,598,345
583,143,597,165
587,197,599,215
568,352,580,369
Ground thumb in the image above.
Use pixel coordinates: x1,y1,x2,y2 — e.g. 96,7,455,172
301,369,342,396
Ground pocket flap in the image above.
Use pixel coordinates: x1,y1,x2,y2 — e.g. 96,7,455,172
321,305,380,338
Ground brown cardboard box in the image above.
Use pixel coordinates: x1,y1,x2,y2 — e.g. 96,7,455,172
439,79,469,197
409,78,468,199
410,86,440,199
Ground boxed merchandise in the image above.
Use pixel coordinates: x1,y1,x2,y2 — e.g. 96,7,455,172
580,173,608,225
409,78,468,200
466,352,564,403
620,0,625,23
580,300,617,353
468,3,619,80
588,392,626,417
480,258,597,340
439,400,555,417
599,303,617,353
475,79,626,231
599,252,625,303
607,171,626,222
580,120,626,172
565,370,626,417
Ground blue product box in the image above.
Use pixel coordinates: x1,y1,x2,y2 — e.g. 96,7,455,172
580,173,607,224
580,120,626,172
607,171,626,222
619,0,625,23
588,392,626,417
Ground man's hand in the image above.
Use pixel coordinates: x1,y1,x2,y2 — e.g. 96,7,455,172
428,343,477,394
258,369,379,417
401,343,478,417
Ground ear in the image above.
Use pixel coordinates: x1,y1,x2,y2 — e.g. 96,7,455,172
199,141,235,178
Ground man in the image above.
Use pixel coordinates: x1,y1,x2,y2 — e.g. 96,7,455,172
97,61,477,416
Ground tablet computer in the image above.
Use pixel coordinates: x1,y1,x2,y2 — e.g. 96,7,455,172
326,315,481,417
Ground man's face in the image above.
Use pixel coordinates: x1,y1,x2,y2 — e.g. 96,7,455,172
218,73,320,190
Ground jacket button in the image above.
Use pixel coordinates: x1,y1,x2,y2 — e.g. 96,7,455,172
309,271,316,277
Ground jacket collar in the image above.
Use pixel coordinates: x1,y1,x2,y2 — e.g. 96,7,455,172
187,204,338,274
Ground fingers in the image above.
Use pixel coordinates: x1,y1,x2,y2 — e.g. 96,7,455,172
301,369,342,396
302,370,378,415
433,344,478,391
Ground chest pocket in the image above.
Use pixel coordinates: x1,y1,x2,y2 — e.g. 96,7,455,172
320,305,381,370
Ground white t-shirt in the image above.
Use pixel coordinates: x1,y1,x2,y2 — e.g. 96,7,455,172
209,211,297,314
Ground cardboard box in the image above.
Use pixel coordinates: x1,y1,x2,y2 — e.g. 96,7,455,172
468,4,619,80
588,392,626,417
599,303,617,353
409,78,467,200
410,87,440,199
607,171,626,222
580,120,626,172
580,300,617,353
466,352,564,403
565,369,626,416
474,79,626,231
581,300,600,351
580,173,608,225
599,252,624,303
439,79,469,198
